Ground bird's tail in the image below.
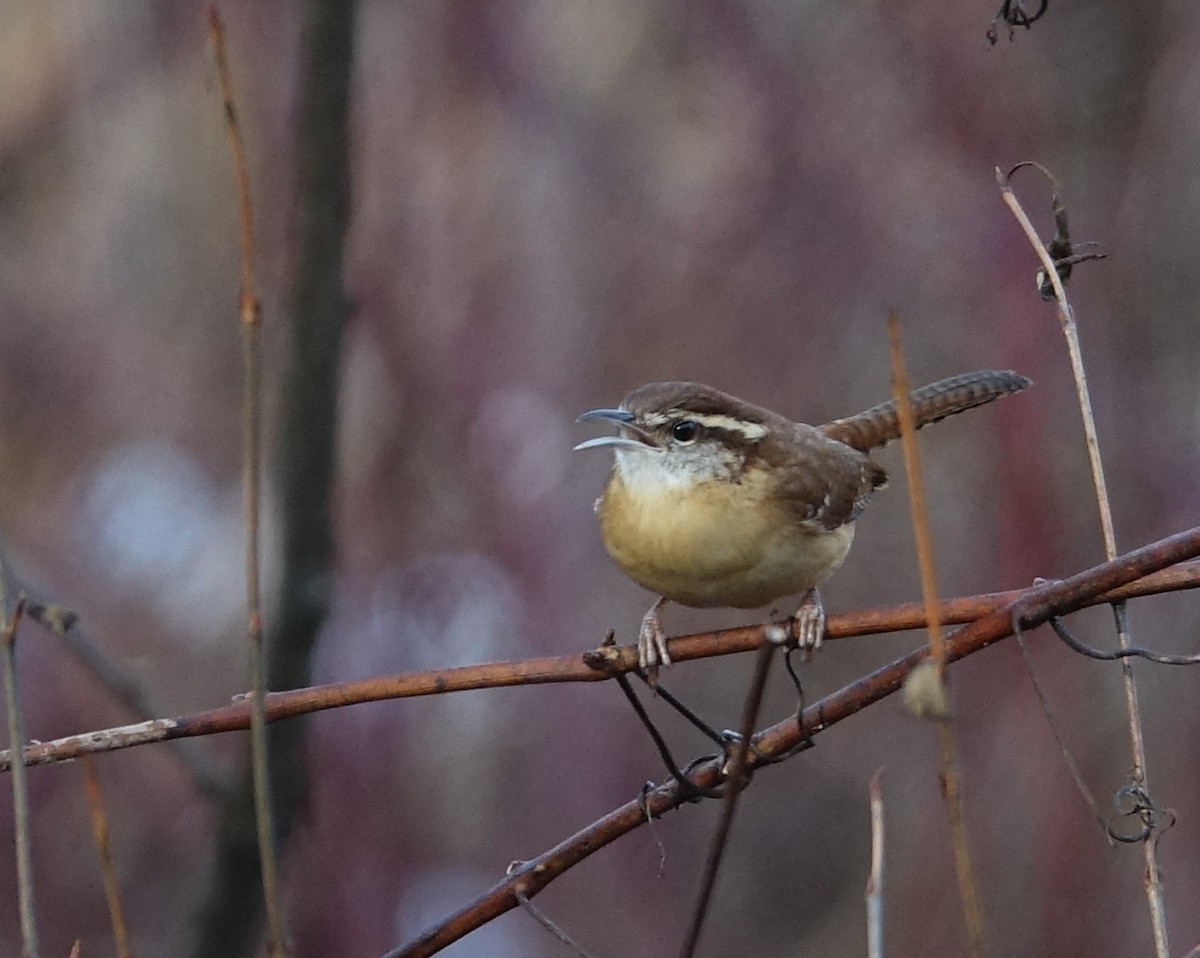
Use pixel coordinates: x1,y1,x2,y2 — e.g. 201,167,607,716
819,370,1030,452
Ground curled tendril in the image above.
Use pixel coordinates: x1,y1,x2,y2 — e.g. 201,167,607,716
988,0,1050,44
1107,783,1175,844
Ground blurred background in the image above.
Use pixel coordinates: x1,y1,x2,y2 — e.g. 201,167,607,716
0,1,1197,956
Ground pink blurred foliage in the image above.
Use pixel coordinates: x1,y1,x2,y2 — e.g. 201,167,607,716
0,1,1197,956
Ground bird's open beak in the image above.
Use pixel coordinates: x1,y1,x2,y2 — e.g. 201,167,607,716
573,408,657,452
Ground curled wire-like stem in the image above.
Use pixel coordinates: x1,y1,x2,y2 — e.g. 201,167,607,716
1047,617,1200,665
1108,782,1174,845
610,670,724,801
987,0,1049,44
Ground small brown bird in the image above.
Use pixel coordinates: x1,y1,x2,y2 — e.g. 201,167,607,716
575,370,1029,670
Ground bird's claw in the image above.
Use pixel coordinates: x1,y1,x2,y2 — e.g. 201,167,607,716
638,600,671,676
790,589,826,658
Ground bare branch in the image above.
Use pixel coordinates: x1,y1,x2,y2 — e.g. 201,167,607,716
1,551,1197,776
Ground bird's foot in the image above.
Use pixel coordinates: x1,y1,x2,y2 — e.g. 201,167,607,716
790,588,826,660
638,598,671,681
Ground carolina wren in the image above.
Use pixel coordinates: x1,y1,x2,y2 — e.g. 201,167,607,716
575,370,1030,671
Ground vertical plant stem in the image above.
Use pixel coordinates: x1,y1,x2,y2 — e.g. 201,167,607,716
207,7,287,955
888,316,988,958
2,599,38,958
997,168,1168,958
192,2,356,955
886,316,946,668
82,756,133,958
679,640,776,958
866,770,884,958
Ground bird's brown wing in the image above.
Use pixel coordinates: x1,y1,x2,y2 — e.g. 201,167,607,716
759,425,888,531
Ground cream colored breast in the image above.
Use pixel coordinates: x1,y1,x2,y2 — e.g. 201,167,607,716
596,468,855,609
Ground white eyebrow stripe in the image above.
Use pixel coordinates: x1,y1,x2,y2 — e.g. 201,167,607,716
679,413,768,440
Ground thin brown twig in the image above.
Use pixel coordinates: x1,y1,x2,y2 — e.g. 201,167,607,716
888,317,987,958
936,723,986,953
0,556,1197,775
866,769,884,958
997,164,1168,958
997,165,1116,549
680,640,777,958
1014,630,1108,833
381,525,1200,958
206,8,288,958
2,598,38,958
82,756,133,958
887,316,946,668
195,3,357,954
511,881,595,958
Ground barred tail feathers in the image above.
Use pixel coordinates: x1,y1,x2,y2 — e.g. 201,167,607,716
819,370,1030,452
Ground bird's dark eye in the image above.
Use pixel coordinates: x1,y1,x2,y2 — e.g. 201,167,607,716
671,420,699,443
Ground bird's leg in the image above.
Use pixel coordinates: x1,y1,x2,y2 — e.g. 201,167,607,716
638,597,671,676
790,588,826,660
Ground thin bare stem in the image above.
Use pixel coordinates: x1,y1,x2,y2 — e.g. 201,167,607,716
206,9,288,958
887,316,946,668
936,723,987,956
1015,630,1108,832
2,599,38,958
207,8,287,956
996,166,1115,549
512,885,596,958
679,640,776,958
888,317,988,958
998,165,1168,958
866,770,884,958
82,756,133,958
195,2,356,954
